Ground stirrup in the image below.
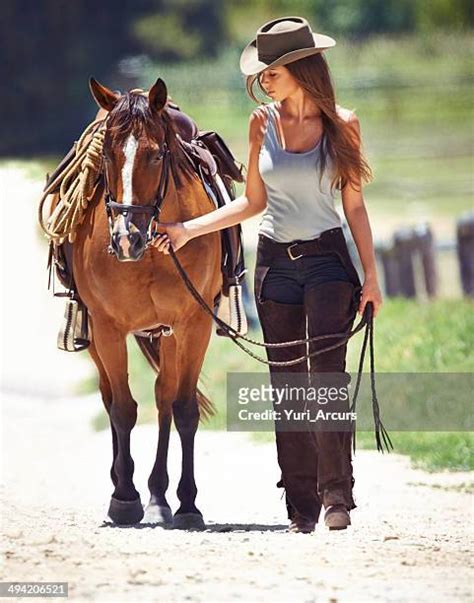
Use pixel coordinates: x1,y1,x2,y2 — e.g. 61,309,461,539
57,298,90,352
215,283,248,337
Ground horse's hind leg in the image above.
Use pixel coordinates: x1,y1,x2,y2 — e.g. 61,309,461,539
145,335,179,525
92,317,144,525
88,338,118,488
172,315,213,530
145,405,172,525
145,336,178,524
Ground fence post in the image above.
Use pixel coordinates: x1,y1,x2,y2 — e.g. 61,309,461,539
393,227,417,298
377,242,400,297
456,212,474,297
414,222,438,298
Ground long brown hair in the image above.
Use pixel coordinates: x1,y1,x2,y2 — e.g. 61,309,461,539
246,53,373,194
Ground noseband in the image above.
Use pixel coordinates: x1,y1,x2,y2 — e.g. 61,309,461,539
103,141,170,250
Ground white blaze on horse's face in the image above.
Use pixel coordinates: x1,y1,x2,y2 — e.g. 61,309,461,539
111,134,139,260
122,134,139,205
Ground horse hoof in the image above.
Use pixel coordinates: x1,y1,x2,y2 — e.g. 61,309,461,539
172,512,205,531
143,503,173,525
108,496,144,525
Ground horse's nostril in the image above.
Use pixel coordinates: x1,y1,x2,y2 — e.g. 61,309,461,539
111,233,122,252
130,232,142,248
129,232,145,259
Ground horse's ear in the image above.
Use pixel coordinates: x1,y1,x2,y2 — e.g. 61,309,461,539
148,78,168,114
89,77,120,112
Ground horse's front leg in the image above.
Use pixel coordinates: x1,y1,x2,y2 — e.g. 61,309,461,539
87,338,118,488
93,316,144,525
172,313,214,530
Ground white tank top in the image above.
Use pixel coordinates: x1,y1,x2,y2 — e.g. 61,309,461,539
258,102,342,243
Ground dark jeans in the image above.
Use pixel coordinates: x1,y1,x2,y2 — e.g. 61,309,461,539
254,231,361,522
260,252,353,304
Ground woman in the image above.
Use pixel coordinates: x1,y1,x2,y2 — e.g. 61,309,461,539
153,16,383,533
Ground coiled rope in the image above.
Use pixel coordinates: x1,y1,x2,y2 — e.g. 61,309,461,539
38,118,107,244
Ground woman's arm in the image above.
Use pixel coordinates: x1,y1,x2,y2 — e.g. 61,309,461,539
341,113,383,317
153,107,268,253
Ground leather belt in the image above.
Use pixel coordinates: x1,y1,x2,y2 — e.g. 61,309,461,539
258,227,344,261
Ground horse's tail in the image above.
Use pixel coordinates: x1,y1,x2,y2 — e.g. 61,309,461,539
196,387,216,421
134,335,216,421
134,334,161,373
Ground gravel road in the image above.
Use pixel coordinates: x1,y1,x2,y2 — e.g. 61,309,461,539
2,391,473,602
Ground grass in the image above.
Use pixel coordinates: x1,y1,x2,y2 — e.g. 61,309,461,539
382,432,473,472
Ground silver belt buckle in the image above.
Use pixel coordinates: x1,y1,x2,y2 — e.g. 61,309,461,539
287,243,303,260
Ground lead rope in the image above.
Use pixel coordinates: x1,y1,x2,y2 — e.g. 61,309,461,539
167,246,393,453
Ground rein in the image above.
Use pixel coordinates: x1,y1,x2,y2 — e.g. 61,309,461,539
166,245,393,454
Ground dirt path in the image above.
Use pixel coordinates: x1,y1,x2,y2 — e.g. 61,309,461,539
1,165,472,602
2,391,473,602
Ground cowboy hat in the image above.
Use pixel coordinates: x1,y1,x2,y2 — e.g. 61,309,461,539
240,16,336,76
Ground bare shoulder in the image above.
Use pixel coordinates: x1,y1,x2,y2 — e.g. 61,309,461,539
248,104,269,145
336,104,358,125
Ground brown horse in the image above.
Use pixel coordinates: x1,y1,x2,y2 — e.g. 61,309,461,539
72,77,222,527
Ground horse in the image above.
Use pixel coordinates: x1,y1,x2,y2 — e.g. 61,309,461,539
70,77,222,527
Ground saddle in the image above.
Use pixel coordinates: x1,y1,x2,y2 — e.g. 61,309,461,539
48,98,248,349
179,131,246,286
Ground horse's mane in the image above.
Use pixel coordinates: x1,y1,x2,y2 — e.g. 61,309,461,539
107,92,195,189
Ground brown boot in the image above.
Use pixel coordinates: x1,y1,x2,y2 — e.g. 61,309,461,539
324,504,351,530
289,512,316,534
278,478,322,525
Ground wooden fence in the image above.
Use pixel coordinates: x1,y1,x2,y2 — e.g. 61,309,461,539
345,212,474,299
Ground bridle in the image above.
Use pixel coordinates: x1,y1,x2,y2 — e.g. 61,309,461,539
103,138,171,250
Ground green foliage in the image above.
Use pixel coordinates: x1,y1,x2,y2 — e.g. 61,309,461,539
132,0,227,61
227,0,473,39
133,13,202,60
414,0,474,33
